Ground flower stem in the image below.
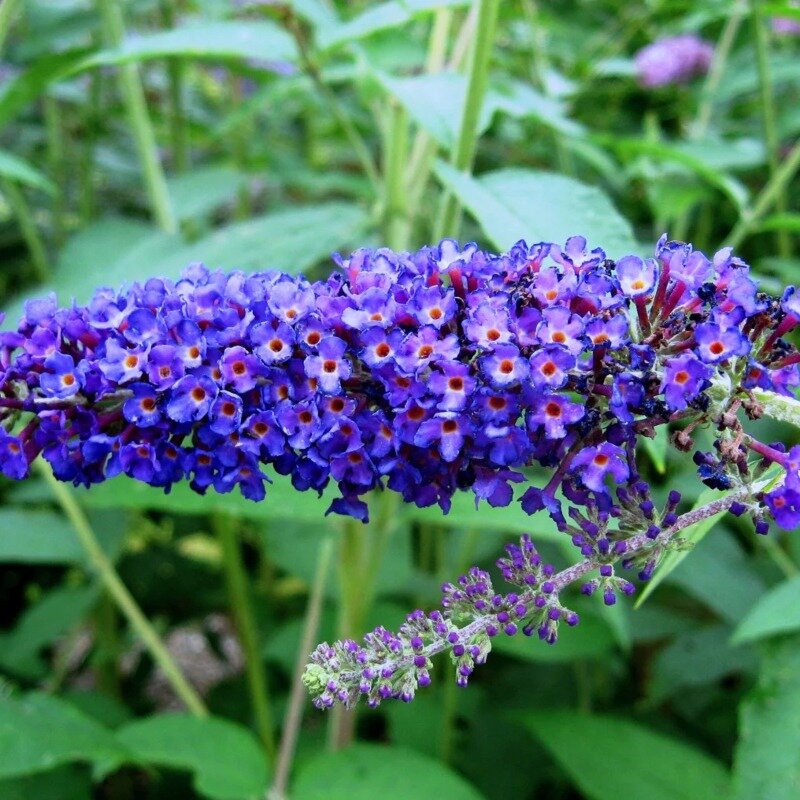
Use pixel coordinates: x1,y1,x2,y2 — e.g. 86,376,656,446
434,0,500,240
269,534,334,800
43,96,66,247
382,100,409,251
0,0,22,56
727,137,800,248
37,461,207,716
751,0,791,257
95,0,178,234
1,178,50,282
159,0,189,174
215,518,276,762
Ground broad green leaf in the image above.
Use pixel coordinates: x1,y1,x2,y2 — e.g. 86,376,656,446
115,715,269,800
732,635,800,800
0,509,82,563
635,488,726,608
0,151,55,193
292,744,485,800
0,692,130,781
0,585,98,678
516,711,730,800
649,624,756,701
753,388,800,428
78,22,296,70
763,3,800,20
168,165,250,222
0,766,92,800
5,203,367,320
318,0,470,51
732,575,800,645
717,52,800,104
375,73,582,150
640,424,668,475
433,163,638,258
491,606,616,663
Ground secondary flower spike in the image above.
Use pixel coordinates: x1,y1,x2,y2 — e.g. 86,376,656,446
0,235,798,532
634,34,714,88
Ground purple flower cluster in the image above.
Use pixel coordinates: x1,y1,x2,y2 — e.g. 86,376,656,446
634,34,714,88
0,235,798,530
772,2,800,36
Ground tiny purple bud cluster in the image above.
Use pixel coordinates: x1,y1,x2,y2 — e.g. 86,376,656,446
1,235,799,533
634,34,714,88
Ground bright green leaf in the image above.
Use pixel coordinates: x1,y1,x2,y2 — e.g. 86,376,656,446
433,163,638,258
0,150,55,193
167,165,250,222
516,711,730,800
732,635,800,800
753,388,800,429
78,22,296,70
0,692,130,781
292,744,485,800
732,575,800,645
115,714,268,800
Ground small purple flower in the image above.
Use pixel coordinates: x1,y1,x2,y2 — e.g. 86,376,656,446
209,392,244,435
481,344,530,387
571,443,630,493
529,346,575,389
616,256,657,297
694,322,750,363
528,395,585,439
411,285,457,329
219,345,262,392
40,353,85,398
304,337,352,393
99,339,147,384
414,413,471,462
166,375,219,422
766,483,800,530
661,353,713,410
536,308,584,355
584,315,629,349
123,383,161,427
146,345,184,389
252,322,295,365
464,304,512,348
360,328,403,368
429,363,476,412
0,431,28,479
634,34,714,88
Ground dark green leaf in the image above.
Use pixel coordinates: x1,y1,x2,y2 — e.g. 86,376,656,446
292,744,485,799
0,766,92,800
433,163,638,258
0,509,82,563
732,635,800,800
115,714,269,800
516,710,730,800
732,575,800,645
0,150,56,193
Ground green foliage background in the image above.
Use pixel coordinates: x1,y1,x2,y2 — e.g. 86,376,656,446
0,1,799,798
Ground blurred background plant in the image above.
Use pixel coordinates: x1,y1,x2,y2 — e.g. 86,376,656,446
0,0,799,798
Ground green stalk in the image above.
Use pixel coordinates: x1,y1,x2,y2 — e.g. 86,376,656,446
216,519,276,762
79,64,102,223
1,178,49,281
37,462,207,716
43,96,66,246
269,535,334,800
752,0,790,257
228,72,252,219
434,0,500,240
94,593,120,697
727,137,800,247
95,0,177,233
0,0,22,56
159,0,189,174
382,100,409,250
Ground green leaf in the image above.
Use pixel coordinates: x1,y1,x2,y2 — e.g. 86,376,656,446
433,163,638,258
0,585,98,678
115,714,269,800
318,0,470,51
0,692,130,781
78,22,296,70
292,744,485,800
640,424,668,475
0,766,93,800
732,575,800,645
167,165,250,222
5,204,367,320
634,488,726,609
753,388,800,428
649,624,756,702
0,150,55,193
0,509,82,563
732,635,800,800
516,711,730,800
757,213,800,233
